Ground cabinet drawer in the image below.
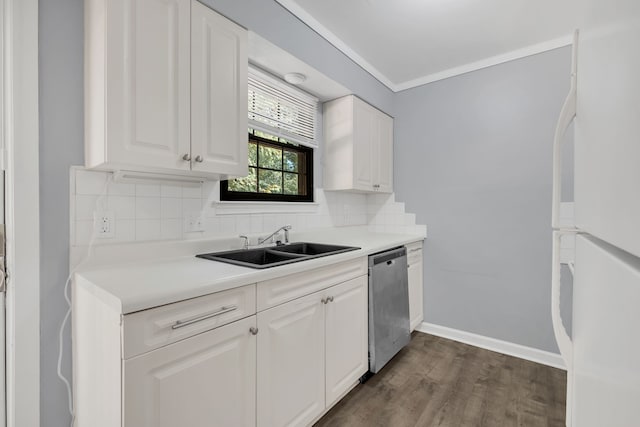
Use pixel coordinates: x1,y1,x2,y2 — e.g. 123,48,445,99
122,284,256,359
406,241,423,265
257,258,367,311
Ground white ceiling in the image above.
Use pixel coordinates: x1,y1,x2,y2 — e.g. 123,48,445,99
275,0,580,92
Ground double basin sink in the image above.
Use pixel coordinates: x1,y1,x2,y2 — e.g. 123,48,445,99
197,242,360,269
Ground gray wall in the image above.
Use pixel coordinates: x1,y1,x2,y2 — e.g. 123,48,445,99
39,0,84,424
394,47,572,353
37,1,393,425
199,0,395,115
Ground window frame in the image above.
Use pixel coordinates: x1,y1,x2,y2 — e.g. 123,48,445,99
221,132,314,203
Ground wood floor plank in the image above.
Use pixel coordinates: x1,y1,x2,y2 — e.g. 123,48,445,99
315,332,566,427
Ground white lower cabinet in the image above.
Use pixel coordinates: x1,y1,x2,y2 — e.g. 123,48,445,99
324,276,368,407
407,242,424,332
124,315,257,427
74,258,370,427
257,291,326,427
257,276,368,427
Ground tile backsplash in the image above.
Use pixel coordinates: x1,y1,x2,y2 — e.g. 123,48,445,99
70,167,426,247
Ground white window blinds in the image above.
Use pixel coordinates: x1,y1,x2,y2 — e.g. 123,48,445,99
248,67,318,147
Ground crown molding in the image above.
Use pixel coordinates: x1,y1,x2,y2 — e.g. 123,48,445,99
275,0,573,92
394,35,574,91
274,0,397,90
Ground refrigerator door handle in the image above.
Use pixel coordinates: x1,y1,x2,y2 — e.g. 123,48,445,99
552,30,578,229
552,230,573,368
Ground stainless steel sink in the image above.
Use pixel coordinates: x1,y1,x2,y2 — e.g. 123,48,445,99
196,242,360,269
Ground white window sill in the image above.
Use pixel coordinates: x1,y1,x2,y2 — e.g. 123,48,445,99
212,200,320,215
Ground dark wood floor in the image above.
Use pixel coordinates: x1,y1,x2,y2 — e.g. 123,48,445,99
315,332,566,427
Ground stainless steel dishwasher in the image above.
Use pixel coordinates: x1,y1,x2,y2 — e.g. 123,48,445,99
367,246,411,374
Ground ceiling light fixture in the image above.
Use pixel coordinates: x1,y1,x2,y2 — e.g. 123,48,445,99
284,72,307,85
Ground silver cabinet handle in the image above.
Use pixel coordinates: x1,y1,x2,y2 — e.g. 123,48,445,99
182,153,191,161
409,248,422,253
195,155,203,163
322,296,334,304
249,327,259,335
171,305,238,329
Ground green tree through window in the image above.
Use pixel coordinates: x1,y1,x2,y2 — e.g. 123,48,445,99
221,130,313,202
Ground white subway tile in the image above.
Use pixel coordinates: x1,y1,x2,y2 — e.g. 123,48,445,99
354,213,367,225
76,170,109,195
404,213,416,226
161,219,182,240
262,214,279,232
235,215,251,235
161,184,182,198
74,220,94,245
136,184,161,197
135,219,162,241
108,196,136,219
201,181,217,198
182,184,203,199
218,217,237,236
75,195,99,220
182,198,203,214
161,198,182,219
204,217,221,235
136,197,161,219
250,215,264,233
108,182,136,196
114,220,136,242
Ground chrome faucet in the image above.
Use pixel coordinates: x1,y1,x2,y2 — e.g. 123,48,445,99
258,225,292,246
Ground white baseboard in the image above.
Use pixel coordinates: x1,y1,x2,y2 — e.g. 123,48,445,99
416,322,567,370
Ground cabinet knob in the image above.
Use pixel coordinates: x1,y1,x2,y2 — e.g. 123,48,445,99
321,297,328,304
328,296,334,303
182,154,191,161
195,155,203,163
249,327,259,335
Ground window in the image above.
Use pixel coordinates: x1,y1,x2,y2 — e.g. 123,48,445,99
221,129,313,202
221,67,318,202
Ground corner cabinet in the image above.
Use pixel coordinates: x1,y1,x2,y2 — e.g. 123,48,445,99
323,95,393,193
85,0,247,179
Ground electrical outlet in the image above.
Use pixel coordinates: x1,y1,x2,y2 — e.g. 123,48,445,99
94,211,115,238
184,212,204,232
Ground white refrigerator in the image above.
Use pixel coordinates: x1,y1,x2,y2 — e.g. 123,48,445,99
551,1,640,426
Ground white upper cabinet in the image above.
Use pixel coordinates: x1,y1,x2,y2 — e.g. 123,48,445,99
85,0,247,178
191,0,247,176
323,95,394,193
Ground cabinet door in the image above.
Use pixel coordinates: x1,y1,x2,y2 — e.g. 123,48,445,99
408,260,424,332
324,276,368,406
191,0,248,176
123,316,256,427
352,98,375,191
105,0,191,170
376,112,394,193
257,291,325,427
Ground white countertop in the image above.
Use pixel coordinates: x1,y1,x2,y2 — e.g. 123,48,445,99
75,229,425,314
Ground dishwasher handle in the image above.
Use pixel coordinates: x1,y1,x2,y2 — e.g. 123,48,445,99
370,246,406,266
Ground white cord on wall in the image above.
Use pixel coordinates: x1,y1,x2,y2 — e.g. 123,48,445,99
57,173,113,427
